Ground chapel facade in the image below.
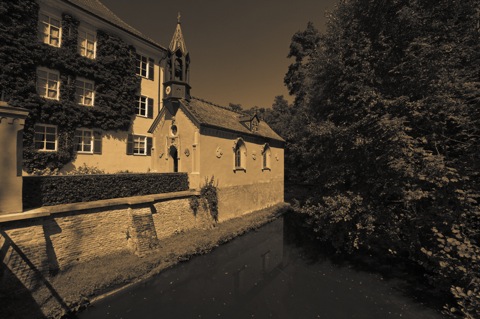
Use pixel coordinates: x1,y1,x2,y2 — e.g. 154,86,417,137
150,20,285,218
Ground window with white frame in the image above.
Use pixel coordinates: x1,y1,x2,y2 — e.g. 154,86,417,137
127,134,152,156
38,13,61,47
78,28,96,59
135,95,154,118
75,128,102,154
34,124,57,151
135,53,154,80
76,78,95,106
134,135,147,155
37,68,60,100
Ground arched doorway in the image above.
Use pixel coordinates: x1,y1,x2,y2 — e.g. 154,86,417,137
169,145,178,172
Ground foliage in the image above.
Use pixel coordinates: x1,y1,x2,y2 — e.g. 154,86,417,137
200,176,219,222
30,163,105,175
228,102,243,112
284,0,480,317
0,0,140,173
189,195,200,216
189,176,219,221
23,173,189,209
64,163,106,175
284,21,320,106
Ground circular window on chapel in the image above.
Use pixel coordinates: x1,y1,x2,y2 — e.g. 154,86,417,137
170,125,178,136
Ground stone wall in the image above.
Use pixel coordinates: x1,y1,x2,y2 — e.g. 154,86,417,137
0,191,213,292
153,198,214,239
218,181,284,222
0,186,284,295
0,220,48,291
44,208,133,270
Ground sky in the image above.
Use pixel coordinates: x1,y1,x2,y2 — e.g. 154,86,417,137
101,0,339,109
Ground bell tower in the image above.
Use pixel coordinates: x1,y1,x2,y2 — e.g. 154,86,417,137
164,13,191,102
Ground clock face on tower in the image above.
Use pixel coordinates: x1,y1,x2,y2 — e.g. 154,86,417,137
165,86,171,95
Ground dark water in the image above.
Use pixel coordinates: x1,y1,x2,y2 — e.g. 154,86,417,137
78,216,444,319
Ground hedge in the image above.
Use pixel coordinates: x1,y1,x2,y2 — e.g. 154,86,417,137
23,173,189,209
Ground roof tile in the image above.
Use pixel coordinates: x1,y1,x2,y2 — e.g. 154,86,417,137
182,98,284,142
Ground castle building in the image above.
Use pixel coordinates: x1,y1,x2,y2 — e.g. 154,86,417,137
30,0,167,173
5,0,284,215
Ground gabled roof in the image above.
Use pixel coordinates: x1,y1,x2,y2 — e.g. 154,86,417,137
181,98,284,142
63,0,166,50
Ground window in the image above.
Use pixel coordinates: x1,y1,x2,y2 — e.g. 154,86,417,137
262,144,271,170
127,134,152,156
34,124,57,151
78,28,96,59
38,13,61,47
76,78,95,106
135,95,154,118
75,129,102,154
136,53,154,80
235,147,242,167
233,138,246,171
37,68,60,100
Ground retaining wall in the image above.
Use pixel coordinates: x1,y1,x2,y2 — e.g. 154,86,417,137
0,184,283,294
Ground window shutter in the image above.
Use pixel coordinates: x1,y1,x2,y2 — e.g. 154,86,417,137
148,58,154,80
147,98,154,119
93,130,102,154
126,134,133,155
146,137,152,156
74,130,81,152
135,95,140,114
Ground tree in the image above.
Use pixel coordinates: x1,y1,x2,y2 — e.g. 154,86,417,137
288,1,480,317
228,102,243,112
264,95,290,136
284,22,320,106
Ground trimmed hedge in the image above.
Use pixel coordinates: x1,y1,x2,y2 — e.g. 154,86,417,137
23,173,189,209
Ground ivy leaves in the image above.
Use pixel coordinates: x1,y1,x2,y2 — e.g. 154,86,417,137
0,0,140,172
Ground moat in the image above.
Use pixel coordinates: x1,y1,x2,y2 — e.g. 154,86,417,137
78,215,445,319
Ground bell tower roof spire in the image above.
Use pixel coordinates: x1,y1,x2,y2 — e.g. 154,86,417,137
169,13,188,54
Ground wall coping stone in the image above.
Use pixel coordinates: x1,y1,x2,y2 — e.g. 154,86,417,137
0,189,200,223
0,103,30,119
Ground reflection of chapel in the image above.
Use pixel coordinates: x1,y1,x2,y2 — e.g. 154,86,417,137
149,17,285,210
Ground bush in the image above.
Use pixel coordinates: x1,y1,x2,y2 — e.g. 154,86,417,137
200,177,219,221
189,177,219,222
23,173,189,209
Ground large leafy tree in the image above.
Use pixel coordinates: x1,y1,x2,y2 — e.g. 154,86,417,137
284,22,321,106
289,0,480,317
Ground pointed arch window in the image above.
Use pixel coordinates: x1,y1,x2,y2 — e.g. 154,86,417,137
262,144,272,171
233,138,247,171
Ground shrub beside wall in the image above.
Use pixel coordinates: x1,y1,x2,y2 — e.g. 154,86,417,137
23,173,189,209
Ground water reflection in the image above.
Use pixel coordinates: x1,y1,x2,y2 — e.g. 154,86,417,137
79,216,444,319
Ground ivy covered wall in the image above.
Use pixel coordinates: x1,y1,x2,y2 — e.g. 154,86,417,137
0,0,141,173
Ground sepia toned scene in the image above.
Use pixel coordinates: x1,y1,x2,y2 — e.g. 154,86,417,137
0,0,479,318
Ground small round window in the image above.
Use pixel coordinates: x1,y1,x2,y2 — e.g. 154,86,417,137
170,125,178,136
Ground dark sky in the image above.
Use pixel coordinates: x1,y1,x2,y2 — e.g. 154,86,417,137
101,0,338,108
